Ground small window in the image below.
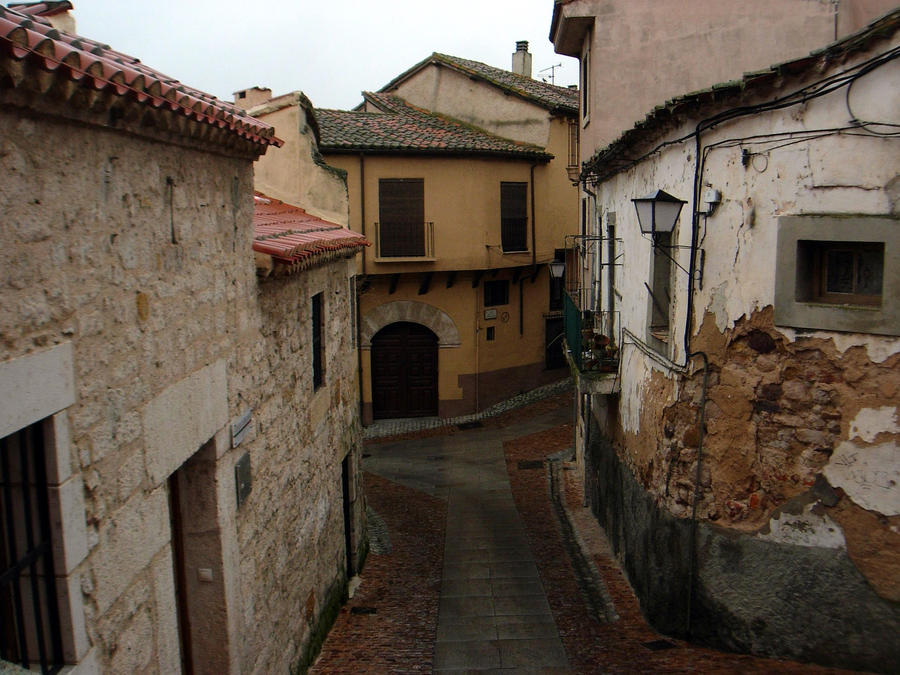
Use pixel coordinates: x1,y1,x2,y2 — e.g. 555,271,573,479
484,280,509,307
774,215,898,336
647,232,672,350
0,423,65,673
485,327,495,341
500,182,528,253
312,293,324,389
581,47,590,122
796,240,883,307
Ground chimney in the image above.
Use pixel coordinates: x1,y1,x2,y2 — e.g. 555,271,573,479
511,40,532,78
233,87,273,111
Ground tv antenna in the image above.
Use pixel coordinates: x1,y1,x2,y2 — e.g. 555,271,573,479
539,63,562,84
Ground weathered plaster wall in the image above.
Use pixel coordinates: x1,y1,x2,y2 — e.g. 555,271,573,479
560,0,897,152
0,102,363,673
583,33,900,670
388,63,554,148
248,94,349,226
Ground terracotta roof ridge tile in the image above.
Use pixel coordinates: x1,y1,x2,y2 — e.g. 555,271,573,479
0,4,282,151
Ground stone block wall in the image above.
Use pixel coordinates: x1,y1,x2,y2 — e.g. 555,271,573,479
0,100,363,673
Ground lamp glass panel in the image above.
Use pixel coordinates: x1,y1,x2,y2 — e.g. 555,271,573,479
635,201,654,234
654,200,683,233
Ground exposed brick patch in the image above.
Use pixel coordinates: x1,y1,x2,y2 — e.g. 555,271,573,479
309,473,445,673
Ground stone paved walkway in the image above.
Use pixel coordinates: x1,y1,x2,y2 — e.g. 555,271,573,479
312,390,848,674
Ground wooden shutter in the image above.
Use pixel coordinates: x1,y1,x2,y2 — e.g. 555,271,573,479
379,179,424,256
501,182,528,253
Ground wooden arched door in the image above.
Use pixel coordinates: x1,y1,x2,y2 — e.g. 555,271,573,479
371,322,438,419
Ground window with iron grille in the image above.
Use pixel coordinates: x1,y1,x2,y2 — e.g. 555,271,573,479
0,422,64,674
378,179,425,257
500,182,528,253
484,280,509,307
312,293,324,389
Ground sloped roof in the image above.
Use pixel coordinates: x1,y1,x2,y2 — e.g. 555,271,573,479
0,5,281,153
253,193,368,276
8,1,71,17
583,7,900,182
378,52,578,115
317,92,552,160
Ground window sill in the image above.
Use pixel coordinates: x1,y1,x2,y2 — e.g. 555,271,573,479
500,249,530,256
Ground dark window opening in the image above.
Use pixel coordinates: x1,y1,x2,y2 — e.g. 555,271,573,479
486,327,495,341
500,182,528,253
312,293,324,389
484,280,510,307
0,423,64,675
378,179,425,257
581,49,590,120
648,232,672,345
796,240,883,307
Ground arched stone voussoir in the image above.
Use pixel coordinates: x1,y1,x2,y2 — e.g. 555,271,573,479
360,301,461,348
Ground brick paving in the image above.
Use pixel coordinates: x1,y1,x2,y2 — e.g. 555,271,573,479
311,391,853,674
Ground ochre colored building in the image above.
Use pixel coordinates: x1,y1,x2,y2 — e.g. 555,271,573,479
247,46,580,423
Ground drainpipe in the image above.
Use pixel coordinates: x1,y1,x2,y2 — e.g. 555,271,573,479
474,282,480,412
359,152,366,276
530,163,537,268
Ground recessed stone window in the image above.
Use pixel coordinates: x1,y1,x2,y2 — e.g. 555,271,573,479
775,215,898,336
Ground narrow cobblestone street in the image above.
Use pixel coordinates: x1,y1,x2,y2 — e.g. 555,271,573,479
311,391,853,673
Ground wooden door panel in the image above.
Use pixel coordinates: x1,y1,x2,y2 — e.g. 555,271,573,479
372,322,438,419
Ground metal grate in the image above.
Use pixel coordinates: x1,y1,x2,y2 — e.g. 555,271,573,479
0,423,64,674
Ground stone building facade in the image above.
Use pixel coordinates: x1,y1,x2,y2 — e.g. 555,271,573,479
0,4,366,673
555,7,900,672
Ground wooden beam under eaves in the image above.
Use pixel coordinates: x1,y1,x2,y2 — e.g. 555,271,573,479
512,268,522,284
490,268,499,278
418,272,433,295
446,271,456,289
471,270,484,288
388,274,400,295
530,266,540,283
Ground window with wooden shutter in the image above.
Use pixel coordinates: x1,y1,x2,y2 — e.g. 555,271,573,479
500,182,528,253
378,179,424,257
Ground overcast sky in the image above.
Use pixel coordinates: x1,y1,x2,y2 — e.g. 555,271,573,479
65,0,578,111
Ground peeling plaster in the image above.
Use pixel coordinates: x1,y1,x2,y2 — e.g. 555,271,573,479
849,406,900,443
779,328,900,363
824,441,900,516
757,502,846,549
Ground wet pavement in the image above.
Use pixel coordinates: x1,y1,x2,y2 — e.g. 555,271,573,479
311,390,849,674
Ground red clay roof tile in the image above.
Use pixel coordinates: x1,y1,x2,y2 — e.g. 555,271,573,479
0,5,281,151
253,193,368,275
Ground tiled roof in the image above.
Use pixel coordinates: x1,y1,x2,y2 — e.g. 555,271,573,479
317,93,552,160
0,5,281,152
379,52,578,115
8,1,71,17
253,193,368,276
583,7,900,182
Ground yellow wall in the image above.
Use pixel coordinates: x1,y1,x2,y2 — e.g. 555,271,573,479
324,151,577,273
359,266,559,417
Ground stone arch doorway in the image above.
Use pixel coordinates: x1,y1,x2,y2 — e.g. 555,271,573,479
371,322,438,419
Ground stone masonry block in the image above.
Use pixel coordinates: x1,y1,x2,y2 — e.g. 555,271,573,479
0,342,75,438
143,360,228,486
89,486,170,615
48,474,89,575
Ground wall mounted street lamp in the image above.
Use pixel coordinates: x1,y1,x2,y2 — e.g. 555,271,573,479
549,261,566,279
631,190,687,236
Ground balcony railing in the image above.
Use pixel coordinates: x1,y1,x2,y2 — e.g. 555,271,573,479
563,292,621,393
374,221,434,259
